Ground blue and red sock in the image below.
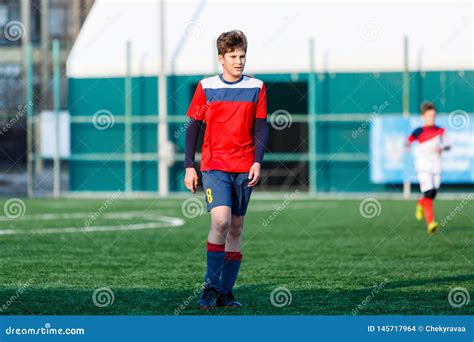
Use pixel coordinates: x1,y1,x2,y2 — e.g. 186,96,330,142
204,242,225,289
220,252,242,295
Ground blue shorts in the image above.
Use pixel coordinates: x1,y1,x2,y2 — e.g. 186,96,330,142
201,170,253,216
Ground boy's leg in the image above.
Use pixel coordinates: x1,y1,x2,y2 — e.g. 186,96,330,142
226,215,244,251
418,172,433,224
199,171,232,309
201,171,233,288
205,206,231,289
425,173,441,233
218,173,252,307
220,215,244,296
421,194,435,224
416,198,424,221
418,172,439,233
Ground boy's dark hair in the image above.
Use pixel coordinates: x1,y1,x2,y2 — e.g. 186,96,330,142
420,101,436,114
216,30,247,56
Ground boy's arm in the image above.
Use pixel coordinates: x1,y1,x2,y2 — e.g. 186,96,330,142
249,83,268,187
254,83,268,164
440,127,451,152
406,127,420,148
184,119,203,168
253,118,268,164
184,82,207,192
184,82,207,168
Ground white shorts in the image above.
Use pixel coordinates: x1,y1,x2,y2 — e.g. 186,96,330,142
417,172,441,193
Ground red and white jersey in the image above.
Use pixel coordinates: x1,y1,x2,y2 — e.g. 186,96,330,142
186,74,267,172
407,125,447,173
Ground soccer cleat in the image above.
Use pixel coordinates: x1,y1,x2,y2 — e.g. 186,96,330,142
416,204,424,221
216,292,242,308
427,221,439,234
197,287,219,310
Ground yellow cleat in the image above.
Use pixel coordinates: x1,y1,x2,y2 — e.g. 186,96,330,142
427,221,439,234
416,204,424,221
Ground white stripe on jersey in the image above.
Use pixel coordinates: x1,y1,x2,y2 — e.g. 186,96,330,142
201,75,263,90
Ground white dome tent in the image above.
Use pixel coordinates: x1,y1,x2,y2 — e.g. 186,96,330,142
67,0,472,78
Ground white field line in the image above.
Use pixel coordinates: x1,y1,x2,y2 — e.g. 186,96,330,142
0,211,185,235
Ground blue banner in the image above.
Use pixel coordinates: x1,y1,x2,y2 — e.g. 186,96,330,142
370,114,474,184
0,316,472,341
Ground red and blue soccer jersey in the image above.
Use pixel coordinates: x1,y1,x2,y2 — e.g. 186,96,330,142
186,74,267,172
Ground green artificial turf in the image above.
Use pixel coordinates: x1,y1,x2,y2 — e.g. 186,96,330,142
0,197,472,315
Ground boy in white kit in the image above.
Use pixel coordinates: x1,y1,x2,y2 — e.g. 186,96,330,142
406,102,450,234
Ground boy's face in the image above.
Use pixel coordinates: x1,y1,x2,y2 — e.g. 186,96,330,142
422,109,436,126
218,48,246,78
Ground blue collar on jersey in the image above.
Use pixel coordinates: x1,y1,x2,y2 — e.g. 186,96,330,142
219,74,244,85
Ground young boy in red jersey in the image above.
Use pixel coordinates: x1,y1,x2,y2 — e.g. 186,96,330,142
406,102,450,234
183,30,268,309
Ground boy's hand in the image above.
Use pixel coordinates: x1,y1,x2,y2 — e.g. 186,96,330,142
184,167,198,193
248,162,261,187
